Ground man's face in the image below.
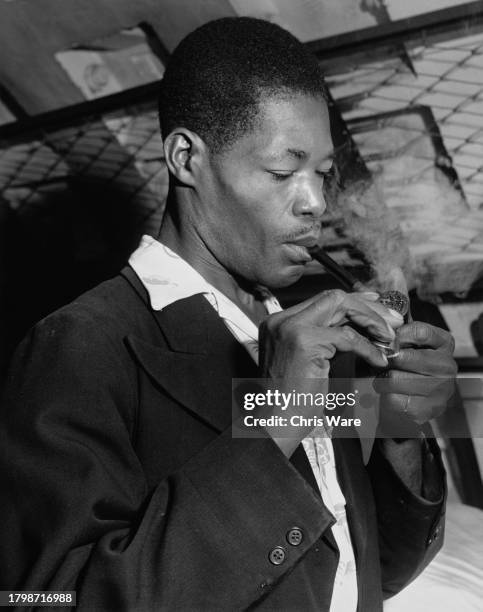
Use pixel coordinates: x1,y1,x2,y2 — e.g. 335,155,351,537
195,93,333,288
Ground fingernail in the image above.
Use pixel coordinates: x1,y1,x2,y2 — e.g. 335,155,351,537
361,292,380,300
388,308,404,321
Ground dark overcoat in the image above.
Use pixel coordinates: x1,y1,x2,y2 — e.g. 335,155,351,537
0,267,445,611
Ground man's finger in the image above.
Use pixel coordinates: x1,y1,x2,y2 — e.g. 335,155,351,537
388,347,458,377
378,392,447,425
270,288,377,324
291,290,399,342
374,370,453,397
398,322,455,352
315,325,389,369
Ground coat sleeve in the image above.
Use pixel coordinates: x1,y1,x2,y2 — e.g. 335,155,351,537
0,308,330,611
366,435,446,599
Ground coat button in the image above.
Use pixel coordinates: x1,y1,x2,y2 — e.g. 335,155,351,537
286,527,304,546
268,546,286,565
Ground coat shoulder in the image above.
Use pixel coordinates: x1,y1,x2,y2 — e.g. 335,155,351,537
30,268,152,345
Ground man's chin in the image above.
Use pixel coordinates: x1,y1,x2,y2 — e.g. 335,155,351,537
263,264,306,289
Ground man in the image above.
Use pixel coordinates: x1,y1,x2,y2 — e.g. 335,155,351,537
0,17,455,611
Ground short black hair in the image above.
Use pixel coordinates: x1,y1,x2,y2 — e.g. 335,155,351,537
159,17,328,154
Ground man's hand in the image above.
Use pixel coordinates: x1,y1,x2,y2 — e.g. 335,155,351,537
259,289,403,379
258,289,403,457
373,322,457,496
374,322,457,427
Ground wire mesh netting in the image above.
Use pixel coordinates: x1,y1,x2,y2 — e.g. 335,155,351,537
319,30,483,295
0,104,167,237
327,31,483,209
1,25,483,295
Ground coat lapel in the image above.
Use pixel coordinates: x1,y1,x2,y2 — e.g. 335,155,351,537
126,289,259,434
121,267,357,556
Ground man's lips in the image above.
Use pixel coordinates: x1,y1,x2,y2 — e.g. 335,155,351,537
289,234,320,249
284,234,321,263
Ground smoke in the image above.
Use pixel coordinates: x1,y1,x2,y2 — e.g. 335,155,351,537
329,174,413,291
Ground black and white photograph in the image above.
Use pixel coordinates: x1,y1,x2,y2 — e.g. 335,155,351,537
0,1,482,610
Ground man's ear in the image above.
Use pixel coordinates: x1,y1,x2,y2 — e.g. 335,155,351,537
163,129,206,187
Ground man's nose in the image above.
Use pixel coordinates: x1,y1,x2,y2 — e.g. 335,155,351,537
292,180,327,219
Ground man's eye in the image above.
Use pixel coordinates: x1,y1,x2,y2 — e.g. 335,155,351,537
268,171,293,181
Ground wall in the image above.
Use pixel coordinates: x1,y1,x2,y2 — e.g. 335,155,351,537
0,0,235,113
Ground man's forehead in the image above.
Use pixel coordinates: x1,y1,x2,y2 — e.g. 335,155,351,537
247,95,333,155
212,94,332,161
244,141,334,166
267,147,335,163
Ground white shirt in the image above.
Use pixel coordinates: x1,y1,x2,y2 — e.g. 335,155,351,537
129,235,358,612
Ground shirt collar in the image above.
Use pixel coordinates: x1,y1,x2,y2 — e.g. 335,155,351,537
128,235,281,317
129,235,217,311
